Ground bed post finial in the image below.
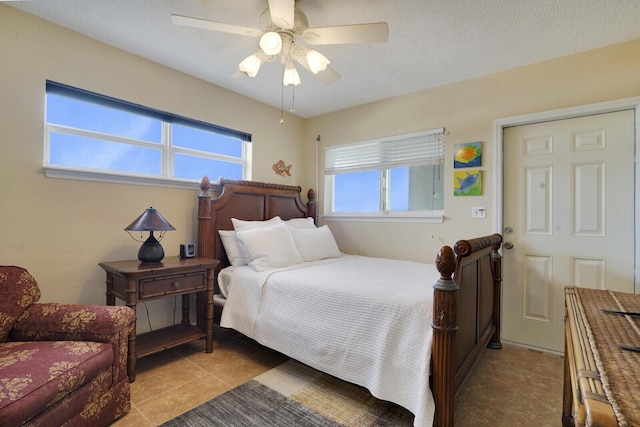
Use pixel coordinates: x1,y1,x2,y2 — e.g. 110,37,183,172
199,176,211,198
432,245,458,427
307,188,317,225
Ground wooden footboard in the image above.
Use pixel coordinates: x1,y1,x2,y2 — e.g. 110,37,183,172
432,234,503,427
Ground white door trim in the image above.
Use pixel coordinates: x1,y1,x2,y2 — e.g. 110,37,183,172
494,96,640,293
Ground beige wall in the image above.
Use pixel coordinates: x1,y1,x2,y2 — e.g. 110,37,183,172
306,39,640,262
0,5,306,331
2,4,639,330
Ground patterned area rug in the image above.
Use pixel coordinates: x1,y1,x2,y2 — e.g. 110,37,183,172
161,360,414,427
290,372,414,426
160,379,342,427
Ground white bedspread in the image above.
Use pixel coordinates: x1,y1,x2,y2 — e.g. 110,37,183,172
220,255,438,427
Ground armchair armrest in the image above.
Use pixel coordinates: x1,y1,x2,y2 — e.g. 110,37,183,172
10,303,135,383
10,303,134,340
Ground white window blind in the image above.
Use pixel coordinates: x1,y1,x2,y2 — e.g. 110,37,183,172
325,128,444,175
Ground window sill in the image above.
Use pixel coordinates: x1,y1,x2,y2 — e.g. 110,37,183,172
323,213,444,224
43,166,210,191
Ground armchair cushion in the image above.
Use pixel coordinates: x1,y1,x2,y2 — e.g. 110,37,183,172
0,340,113,426
0,266,41,342
11,303,135,385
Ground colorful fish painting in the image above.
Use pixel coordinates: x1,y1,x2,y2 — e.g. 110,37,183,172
453,142,482,168
454,170,483,196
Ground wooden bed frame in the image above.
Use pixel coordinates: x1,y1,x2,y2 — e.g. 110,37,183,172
196,178,503,427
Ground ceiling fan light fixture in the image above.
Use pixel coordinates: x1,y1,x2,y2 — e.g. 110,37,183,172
306,49,330,74
283,66,301,86
259,31,283,55
239,54,262,77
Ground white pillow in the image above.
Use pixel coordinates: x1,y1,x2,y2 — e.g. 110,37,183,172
288,225,342,261
285,217,316,229
232,216,282,231
218,230,246,266
231,217,284,263
235,223,303,271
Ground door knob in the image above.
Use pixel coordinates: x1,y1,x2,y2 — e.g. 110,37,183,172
504,242,514,249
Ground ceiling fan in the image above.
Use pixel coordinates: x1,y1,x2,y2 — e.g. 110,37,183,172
171,0,388,86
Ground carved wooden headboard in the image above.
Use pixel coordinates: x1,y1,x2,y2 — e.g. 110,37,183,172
197,177,316,273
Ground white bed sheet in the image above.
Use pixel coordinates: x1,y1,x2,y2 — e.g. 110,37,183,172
219,254,438,427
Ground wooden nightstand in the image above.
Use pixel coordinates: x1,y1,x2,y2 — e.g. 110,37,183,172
99,256,219,382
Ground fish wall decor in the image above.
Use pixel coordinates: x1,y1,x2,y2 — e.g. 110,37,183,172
454,170,483,196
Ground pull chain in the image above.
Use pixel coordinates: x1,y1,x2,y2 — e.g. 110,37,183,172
280,74,284,125
290,84,296,113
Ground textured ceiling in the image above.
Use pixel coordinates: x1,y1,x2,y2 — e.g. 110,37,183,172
7,0,640,118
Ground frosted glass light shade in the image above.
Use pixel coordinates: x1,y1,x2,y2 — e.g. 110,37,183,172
259,32,282,55
306,50,330,73
283,66,301,86
239,54,262,77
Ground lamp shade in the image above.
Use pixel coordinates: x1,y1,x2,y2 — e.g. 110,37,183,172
259,31,282,55
306,50,330,74
239,54,262,77
283,66,301,86
125,207,175,232
125,207,175,263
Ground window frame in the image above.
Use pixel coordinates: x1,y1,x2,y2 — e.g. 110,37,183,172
43,81,252,189
323,128,445,223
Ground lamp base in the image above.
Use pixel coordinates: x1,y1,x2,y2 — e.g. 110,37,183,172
138,233,165,263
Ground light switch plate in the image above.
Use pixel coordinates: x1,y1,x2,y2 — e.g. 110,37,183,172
472,206,486,219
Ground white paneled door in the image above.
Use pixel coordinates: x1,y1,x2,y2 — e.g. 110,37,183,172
502,110,635,352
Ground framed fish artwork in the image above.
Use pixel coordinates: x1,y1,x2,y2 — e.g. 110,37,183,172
453,141,482,168
454,170,483,196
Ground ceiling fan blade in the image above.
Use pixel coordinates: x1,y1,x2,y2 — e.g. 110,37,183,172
171,14,262,37
303,22,389,45
314,65,341,84
268,0,295,30
296,56,340,84
232,70,250,78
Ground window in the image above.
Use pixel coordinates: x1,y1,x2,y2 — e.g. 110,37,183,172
44,81,251,187
324,128,444,220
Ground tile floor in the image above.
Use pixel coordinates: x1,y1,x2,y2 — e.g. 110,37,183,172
454,342,564,426
112,326,564,426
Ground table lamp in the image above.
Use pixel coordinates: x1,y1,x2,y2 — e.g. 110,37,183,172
124,207,175,263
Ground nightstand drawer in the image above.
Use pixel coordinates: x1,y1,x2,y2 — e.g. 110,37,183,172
139,272,206,299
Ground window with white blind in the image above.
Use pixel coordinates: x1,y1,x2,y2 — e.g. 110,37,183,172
324,128,444,221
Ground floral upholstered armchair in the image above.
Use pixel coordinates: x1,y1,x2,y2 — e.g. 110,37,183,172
0,266,135,426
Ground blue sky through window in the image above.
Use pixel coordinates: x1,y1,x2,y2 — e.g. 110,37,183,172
172,124,242,157
174,154,241,180
334,168,410,212
49,133,161,174
334,171,380,212
389,167,409,210
332,165,441,213
47,94,162,142
46,90,246,181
